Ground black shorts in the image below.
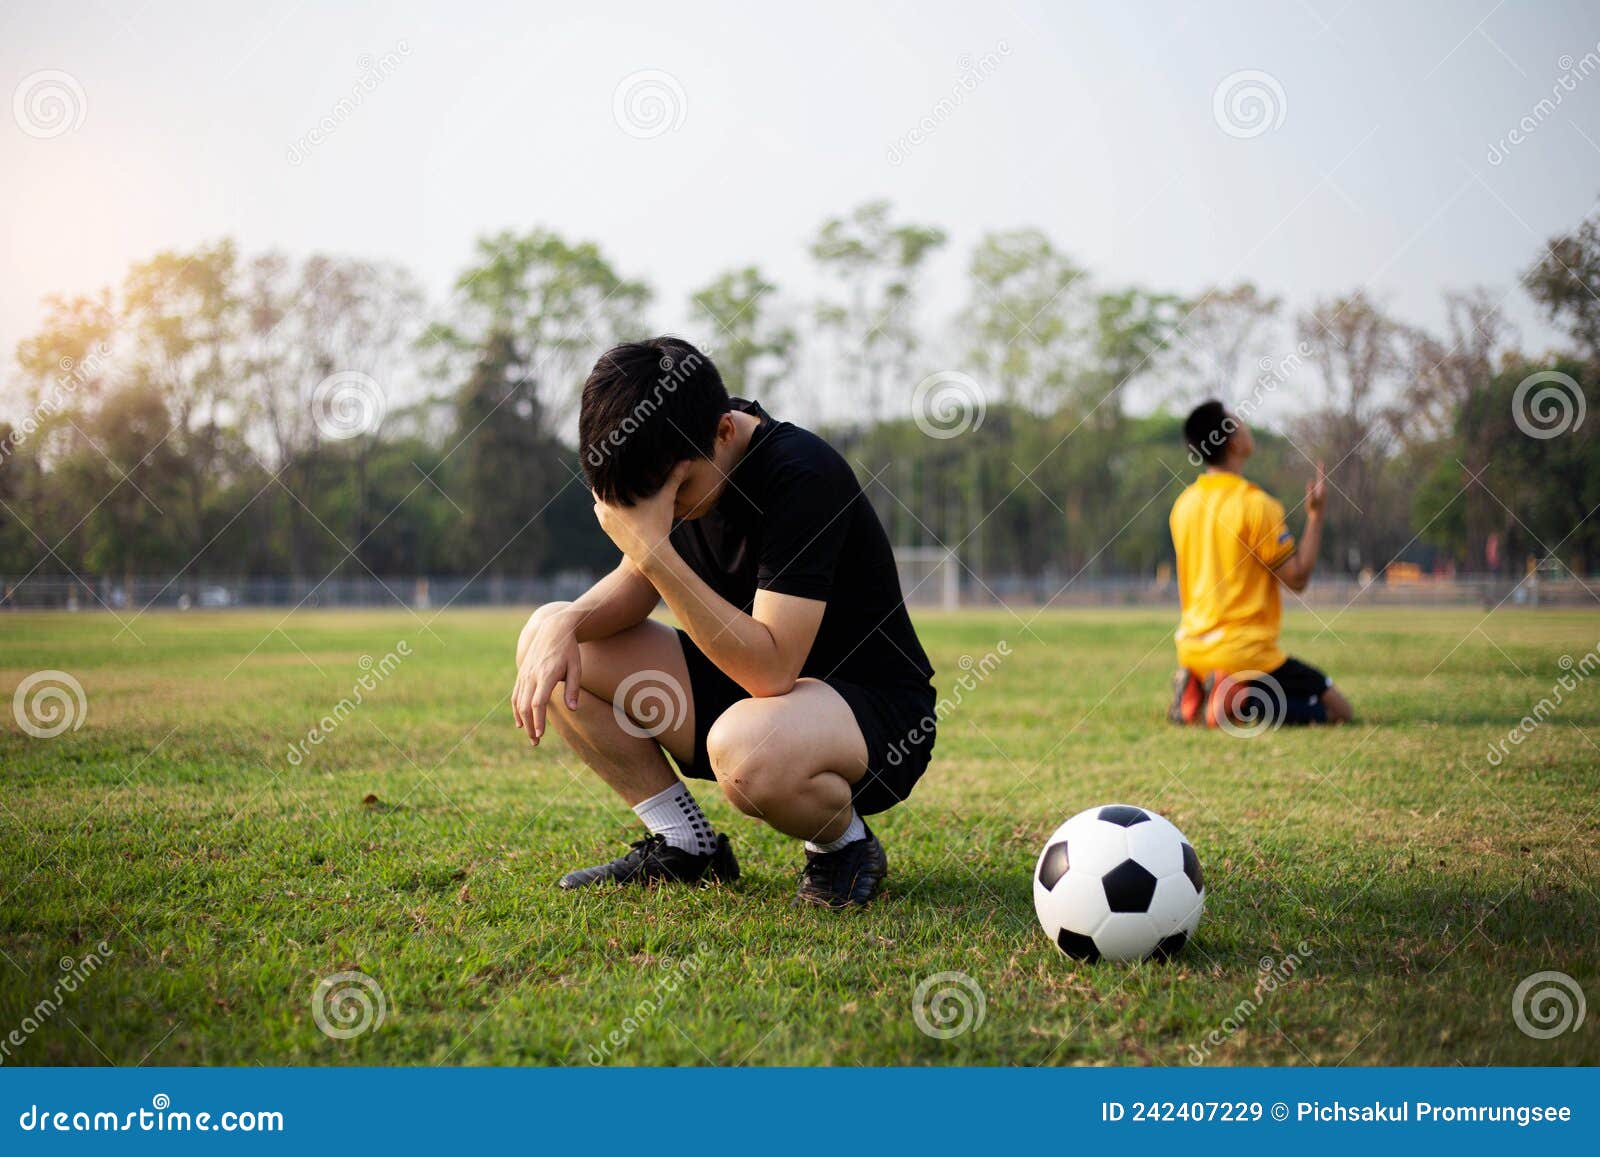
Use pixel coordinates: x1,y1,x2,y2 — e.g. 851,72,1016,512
1247,656,1333,725
672,629,936,816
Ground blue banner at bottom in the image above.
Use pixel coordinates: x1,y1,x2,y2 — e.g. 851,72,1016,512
2,1067,1593,1153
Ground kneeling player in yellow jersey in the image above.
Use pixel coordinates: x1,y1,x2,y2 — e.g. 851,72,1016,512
1167,400,1354,728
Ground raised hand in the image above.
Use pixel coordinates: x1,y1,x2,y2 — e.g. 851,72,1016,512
1306,460,1327,517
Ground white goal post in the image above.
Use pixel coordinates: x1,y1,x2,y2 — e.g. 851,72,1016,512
892,546,961,611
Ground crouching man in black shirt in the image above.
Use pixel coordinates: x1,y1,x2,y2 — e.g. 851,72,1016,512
512,337,936,908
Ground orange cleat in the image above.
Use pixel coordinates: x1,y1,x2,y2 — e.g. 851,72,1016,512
1167,668,1208,725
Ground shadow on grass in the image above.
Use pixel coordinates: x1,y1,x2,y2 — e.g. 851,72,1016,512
887,867,1036,928
1220,871,1600,977
885,861,1600,980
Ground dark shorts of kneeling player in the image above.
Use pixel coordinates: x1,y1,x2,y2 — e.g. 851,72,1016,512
1230,657,1333,726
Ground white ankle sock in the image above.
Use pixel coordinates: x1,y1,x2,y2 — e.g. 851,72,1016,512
805,810,866,854
632,782,719,856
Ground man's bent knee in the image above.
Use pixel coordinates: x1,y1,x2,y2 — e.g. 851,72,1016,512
706,702,785,817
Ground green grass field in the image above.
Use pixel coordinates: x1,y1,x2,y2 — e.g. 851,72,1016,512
1,606,1597,1066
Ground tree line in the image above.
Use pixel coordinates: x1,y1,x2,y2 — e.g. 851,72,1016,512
2,200,1597,591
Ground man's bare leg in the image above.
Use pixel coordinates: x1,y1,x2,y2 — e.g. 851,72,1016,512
517,605,694,805
704,679,889,908
520,612,887,903
518,607,737,888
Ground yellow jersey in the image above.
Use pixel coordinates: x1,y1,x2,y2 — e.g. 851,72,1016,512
1169,472,1296,675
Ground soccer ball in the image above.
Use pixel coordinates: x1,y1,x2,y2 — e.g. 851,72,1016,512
1033,804,1204,962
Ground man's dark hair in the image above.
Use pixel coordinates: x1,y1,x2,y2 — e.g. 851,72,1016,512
1184,399,1234,465
579,337,729,504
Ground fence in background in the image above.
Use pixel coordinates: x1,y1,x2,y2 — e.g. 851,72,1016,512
0,574,596,613
961,573,1598,609
2,570,1595,613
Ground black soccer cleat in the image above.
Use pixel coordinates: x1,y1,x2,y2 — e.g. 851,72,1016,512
793,824,888,909
558,833,739,890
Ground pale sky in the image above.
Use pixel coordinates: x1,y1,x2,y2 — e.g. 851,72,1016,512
4,0,1599,425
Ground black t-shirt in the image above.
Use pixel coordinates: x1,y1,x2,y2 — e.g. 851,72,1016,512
668,400,934,691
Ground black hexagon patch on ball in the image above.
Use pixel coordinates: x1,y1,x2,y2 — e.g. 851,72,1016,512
1101,859,1158,913
1037,841,1070,890
1151,932,1188,962
1056,928,1101,962
1097,805,1149,827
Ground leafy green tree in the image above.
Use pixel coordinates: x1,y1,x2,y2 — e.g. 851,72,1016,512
12,290,117,463
424,230,649,578
1169,282,1282,405
689,267,795,397
73,381,189,580
314,435,456,577
0,421,26,574
240,251,421,579
450,332,566,576
1087,287,1183,419
1404,290,1512,570
122,240,245,566
423,230,651,422
1294,292,1411,573
1525,207,1600,364
811,201,946,421
6,290,119,575
1455,358,1599,574
961,228,1086,410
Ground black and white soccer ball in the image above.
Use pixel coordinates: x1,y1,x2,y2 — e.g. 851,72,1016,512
1033,803,1204,962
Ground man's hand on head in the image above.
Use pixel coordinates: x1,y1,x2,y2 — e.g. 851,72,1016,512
592,461,690,569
